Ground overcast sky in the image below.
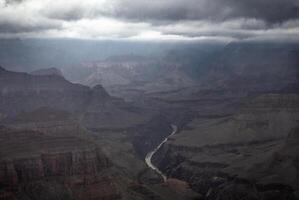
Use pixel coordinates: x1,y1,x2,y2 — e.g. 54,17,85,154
0,0,299,41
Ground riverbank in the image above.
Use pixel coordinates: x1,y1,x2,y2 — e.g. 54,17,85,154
145,125,178,181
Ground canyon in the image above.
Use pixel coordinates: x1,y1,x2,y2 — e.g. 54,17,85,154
0,40,299,200
0,66,199,200
145,125,178,181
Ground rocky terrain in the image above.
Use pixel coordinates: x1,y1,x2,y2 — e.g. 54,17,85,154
146,42,299,200
0,66,151,128
0,125,122,200
66,55,197,100
0,66,200,200
1,40,299,200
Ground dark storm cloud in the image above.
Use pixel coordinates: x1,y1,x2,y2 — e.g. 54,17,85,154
226,0,299,24
0,0,298,40
109,0,299,25
40,1,108,21
0,20,61,33
40,0,299,26
43,6,85,21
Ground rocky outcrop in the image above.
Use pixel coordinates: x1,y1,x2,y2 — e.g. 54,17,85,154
166,94,299,149
0,126,125,200
153,137,298,200
0,67,126,116
151,94,299,199
31,67,64,77
0,67,91,116
0,150,108,187
0,67,151,131
204,126,299,200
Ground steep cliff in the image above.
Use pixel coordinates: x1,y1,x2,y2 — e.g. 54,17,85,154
0,66,90,116
0,126,124,200
0,67,151,130
153,94,299,199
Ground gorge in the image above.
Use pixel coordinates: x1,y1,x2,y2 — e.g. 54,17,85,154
145,125,178,181
0,39,299,200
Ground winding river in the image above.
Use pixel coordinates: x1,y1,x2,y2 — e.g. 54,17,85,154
145,124,178,181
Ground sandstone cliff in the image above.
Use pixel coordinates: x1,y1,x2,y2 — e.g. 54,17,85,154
0,126,125,200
